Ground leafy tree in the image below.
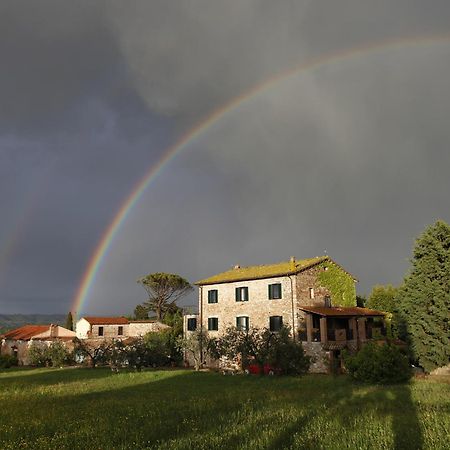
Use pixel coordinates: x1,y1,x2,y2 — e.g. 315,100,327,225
356,295,366,307
73,338,113,368
396,220,450,372
65,312,74,331
177,330,208,371
367,285,401,338
137,273,193,321
367,285,399,311
28,342,51,366
28,341,70,367
133,304,149,320
144,332,171,367
125,338,151,371
48,340,71,367
344,342,411,384
161,308,183,363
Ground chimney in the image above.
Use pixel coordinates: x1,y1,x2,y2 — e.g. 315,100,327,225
49,324,57,338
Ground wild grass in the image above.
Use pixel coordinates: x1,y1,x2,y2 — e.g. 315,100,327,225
0,367,449,449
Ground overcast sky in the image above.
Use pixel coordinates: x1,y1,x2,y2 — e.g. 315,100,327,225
1,1,450,315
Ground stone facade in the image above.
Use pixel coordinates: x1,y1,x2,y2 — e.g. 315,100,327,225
76,317,169,339
198,266,335,337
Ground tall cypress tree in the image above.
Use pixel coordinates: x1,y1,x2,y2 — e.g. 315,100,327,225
397,220,450,372
65,312,74,331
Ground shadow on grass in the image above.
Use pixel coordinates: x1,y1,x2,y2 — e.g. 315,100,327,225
0,370,428,449
0,366,117,387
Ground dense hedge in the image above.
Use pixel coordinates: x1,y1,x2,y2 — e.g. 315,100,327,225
0,354,18,369
344,342,411,384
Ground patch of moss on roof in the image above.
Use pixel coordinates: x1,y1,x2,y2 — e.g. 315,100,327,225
195,256,330,285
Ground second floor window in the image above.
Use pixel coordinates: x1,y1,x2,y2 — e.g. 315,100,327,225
235,287,249,302
236,316,249,331
208,289,218,304
118,326,123,336
324,296,332,307
187,318,197,331
268,283,282,299
208,317,219,331
98,326,104,337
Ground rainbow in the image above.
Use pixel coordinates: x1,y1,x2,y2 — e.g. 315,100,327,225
71,33,450,316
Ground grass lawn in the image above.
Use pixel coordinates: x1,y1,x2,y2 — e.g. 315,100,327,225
0,368,449,449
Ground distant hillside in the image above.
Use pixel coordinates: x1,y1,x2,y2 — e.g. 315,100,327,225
0,314,66,334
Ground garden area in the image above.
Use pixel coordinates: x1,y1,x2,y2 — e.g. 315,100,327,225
0,367,449,449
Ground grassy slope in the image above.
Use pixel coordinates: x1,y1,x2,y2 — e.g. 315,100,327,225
0,368,448,450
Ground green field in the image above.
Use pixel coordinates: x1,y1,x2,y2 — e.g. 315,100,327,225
0,368,449,449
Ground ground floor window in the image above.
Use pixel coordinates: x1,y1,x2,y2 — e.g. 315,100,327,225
269,315,283,332
208,317,219,331
236,316,249,331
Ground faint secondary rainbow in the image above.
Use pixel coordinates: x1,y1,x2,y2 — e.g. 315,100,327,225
72,33,450,316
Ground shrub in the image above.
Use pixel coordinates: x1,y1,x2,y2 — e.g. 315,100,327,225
0,354,18,369
29,340,71,367
344,342,412,384
28,342,51,367
207,325,310,375
269,327,310,375
144,332,172,367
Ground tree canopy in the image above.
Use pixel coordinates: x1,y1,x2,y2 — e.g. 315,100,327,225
397,220,450,372
137,272,193,321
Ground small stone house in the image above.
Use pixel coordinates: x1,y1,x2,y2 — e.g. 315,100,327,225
0,324,76,365
185,256,385,373
75,317,170,339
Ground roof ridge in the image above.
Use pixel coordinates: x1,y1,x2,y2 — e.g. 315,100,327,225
196,256,330,285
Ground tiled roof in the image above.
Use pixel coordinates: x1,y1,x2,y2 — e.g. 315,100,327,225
82,317,129,325
299,306,385,317
2,325,50,340
196,256,330,285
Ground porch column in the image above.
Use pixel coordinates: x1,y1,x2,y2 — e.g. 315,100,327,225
349,318,357,340
306,313,313,343
357,318,367,341
320,317,328,343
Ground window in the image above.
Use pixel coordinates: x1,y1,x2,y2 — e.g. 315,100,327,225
324,296,332,307
118,326,123,336
309,288,315,299
98,326,104,337
269,316,283,332
236,316,249,331
208,317,219,331
187,318,197,331
235,286,249,302
268,283,282,299
208,289,218,304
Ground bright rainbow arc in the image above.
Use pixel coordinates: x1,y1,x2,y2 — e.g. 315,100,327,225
71,33,450,317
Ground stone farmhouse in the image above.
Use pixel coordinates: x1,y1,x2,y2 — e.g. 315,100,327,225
185,256,386,373
0,324,76,365
75,316,170,339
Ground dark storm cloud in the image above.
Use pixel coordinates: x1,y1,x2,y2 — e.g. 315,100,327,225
1,1,450,314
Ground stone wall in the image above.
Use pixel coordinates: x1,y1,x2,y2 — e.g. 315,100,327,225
128,321,170,336
303,342,330,373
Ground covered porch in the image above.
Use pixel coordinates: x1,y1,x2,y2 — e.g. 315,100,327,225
297,306,386,350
